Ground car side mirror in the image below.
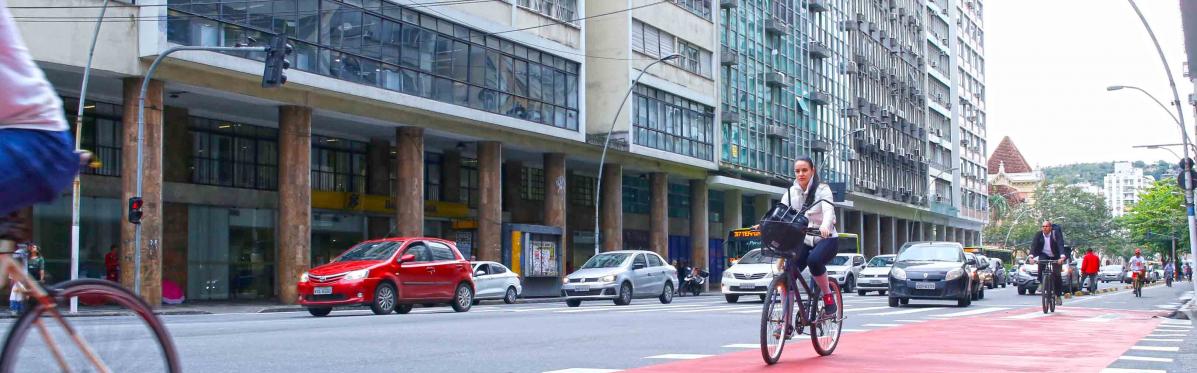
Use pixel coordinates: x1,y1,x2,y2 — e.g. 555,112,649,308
474,270,486,277
398,254,416,264
967,259,977,266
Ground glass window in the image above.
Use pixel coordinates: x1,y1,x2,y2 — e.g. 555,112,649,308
334,241,401,262
190,118,279,190
311,135,367,193
428,242,457,261
62,97,122,177
647,254,663,267
473,263,491,274
522,167,545,201
633,254,647,268
492,264,507,274
403,244,433,262
570,174,595,207
632,85,714,161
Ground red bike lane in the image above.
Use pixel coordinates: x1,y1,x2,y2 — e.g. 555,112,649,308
626,307,1165,373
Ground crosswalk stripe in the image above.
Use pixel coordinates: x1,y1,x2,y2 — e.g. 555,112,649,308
932,307,1009,318
863,323,902,327
843,306,892,313
672,306,758,313
1140,338,1183,342
722,344,759,349
1156,324,1192,329
1130,346,1180,352
864,307,945,316
1117,356,1174,363
645,354,712,360
1146,334,1187,337
1161,319,1192,326
1004,312,1054,320
1100,368,1167,373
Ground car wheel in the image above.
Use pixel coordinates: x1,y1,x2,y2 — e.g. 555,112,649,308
395,304,413,314
858,290,867,296
566,299,582,307
307,307,332,317
614,282,633,306
659,282,674,304
845,275,855,292
725,294,739,303
959,284,972,307
978,287,985,300
451,283,474,312
504,287,518,304
879,290,887,296
1018,286,1026,295
888,296,899,307
1001,281,1007,288
899,298,909,305
759,294,766,301
370,282,397,315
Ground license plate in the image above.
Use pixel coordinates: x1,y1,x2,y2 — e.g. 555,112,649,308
314,287,332,295
915,282,936,290
737,285,756,291
868,279,883,284
575,285,590,292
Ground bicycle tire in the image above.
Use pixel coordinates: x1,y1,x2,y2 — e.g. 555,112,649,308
760,276,791,365
0,279,181,373
811,281,842,356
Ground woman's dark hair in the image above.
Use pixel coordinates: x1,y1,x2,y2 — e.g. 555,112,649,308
795,156,820,207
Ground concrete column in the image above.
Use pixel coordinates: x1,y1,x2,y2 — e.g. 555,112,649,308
277,105,312,305
881,217,895,255
442,150,462,203
897,219,910,249
120,77,163,305
600,164,623,252
844,210,861,238
395,127,424,237
752,194,772,222
477,141,502,261
864,214,881,258
544,153,567,266
504,160,524,223
649,172,669,257
690,180,709,271
936,225,946,241
162,107,191,184
723,189,743,233
367,138,391,238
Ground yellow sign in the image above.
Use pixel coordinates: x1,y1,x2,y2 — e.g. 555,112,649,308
731,229,760,238
310,191,469,218
452,219,478,230
511,231,523,275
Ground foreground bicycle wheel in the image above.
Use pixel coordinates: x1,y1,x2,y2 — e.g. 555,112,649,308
760,276,791,365
1041,279,1052,314
811,281,843,356
0,279,181,373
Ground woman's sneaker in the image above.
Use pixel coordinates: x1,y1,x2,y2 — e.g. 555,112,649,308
822,294,837,315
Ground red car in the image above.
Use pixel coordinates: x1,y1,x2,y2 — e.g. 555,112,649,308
297,238,475,317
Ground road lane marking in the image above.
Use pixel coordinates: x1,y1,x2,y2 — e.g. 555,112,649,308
1140,338,1183,342
862,323,902,327
671,306,758,313
1100,368,1166,373
1161,319,1192,326
864,307,945,316
1146,334,1187,337
843,306,892,313
932,307,1010,318
543,369,621,373
722,344,759,349
1080,314,1122,323
1117,356,1174,363
841,328,869,332
1004,312,1054,320
1130,346,1180,352
616,304,728,313
1155,324,1192,329
645,354,712,360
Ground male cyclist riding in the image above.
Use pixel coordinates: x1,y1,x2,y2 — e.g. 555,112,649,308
1128,249,1147,295
1029,220,1066,305
0,0,81,239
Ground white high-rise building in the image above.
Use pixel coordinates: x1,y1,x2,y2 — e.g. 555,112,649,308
1104,162,1155,217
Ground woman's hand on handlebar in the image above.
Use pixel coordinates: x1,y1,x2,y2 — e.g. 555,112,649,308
819,225,832,238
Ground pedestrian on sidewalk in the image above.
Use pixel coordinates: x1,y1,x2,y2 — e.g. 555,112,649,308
26,243,44,283
104,244,119,282
8,280,22,315
1081,248,1099,293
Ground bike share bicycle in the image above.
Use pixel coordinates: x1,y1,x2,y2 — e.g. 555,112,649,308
756,199,844,365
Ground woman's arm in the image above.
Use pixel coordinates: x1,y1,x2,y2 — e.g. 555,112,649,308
816,184,836,230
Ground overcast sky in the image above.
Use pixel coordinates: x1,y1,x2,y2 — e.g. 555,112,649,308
986,0,1191,168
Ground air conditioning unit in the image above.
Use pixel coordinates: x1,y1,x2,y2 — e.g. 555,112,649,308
765,18,790,35
808,41,831,59
720,110,740,124
763,71,789,87
841,61,859,75
842,108,860,118
766,124,788,138
720,0,738,9
720,48,737,66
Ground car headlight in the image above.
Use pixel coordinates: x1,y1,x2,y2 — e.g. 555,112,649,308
600,275,617,283
562,277,571,285
828,271,839,276
723,271,733,279
891,268,907,281
344,269,369,281
945,268,964,281
300,272,309,283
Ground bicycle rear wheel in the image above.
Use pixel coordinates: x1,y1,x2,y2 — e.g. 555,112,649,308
811,281,843,356
760,276,792,365
0,279,181,373
1041,276,1051,314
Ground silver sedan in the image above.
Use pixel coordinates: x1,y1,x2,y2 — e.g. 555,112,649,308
560,250,677,307
471,261,522,304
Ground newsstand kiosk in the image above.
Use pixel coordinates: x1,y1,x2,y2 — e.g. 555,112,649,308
501,224,564,297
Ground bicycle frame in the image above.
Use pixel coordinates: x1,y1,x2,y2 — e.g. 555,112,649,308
778,257,821,329
0,240,111,373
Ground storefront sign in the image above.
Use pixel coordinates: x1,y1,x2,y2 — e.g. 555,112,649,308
311,191,469,218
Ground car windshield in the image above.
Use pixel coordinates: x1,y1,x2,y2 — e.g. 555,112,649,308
828,256,852,266
334,241,402,262
737,250,778,265
581,253,632,269
897,245,963,262
868,256,895,267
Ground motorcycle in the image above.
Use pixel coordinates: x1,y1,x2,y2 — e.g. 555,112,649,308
682,269,708,296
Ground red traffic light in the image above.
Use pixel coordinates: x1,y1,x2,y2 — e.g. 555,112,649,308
130,198,143,210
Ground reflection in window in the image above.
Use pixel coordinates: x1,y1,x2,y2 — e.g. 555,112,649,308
190,118,279,190
632,84,715,161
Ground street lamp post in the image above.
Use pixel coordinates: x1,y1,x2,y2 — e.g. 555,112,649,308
593,54,681,257
1123,0,1197,292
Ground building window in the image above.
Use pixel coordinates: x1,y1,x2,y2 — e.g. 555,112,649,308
426,153,442,201
622,176,650,214
570,174,595,207
668,183,690,218
312,135,366,193
460,158,479,208
190,118,279,190
708,189,723,222
668,0,712,20
631,20,712,78
515,0,578,25
167,0,580,131
632,84,715,161
62,97,122,177
522,167,545,201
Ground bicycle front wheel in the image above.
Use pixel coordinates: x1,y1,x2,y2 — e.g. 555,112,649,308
811,281,843,356
0,279,181,373
1041,278,1051,314
760,276,792,365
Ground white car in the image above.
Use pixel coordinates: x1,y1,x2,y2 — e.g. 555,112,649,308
1099,265,1122,283
471,261,522,304
721,249,780,303
826,253,867,293
854,254,895,296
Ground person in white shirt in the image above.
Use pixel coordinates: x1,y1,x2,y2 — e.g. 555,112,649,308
1128,249,1147,286
0,0,81,238
756,156,839,314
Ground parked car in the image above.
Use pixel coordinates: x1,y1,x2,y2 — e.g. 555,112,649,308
988,258,1008,288
1060,261,1081,293
855,254,896,296
721,249,780,303
963,253,985,300
1099,265,1123,283
888,242,974,308
827,253,867,292
471,261,522,304
297,238,475,317
1007,268,1017,285
561,250,677,307
1014,258,1078,295
975,254,997,290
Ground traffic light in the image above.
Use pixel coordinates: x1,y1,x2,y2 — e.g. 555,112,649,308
1179,157,1197,191
128,197,143,225
261,36,292,88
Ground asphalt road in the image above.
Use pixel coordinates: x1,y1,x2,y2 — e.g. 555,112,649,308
0,279,1190,372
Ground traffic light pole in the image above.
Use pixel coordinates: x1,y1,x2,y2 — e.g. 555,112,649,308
133,45,266,296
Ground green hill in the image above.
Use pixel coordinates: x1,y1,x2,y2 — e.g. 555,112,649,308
1041,160,1173,186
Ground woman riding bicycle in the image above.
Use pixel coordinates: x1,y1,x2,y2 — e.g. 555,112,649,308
757,156,839,315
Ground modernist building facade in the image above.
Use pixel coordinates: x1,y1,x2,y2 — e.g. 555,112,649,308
18,0,986,304
1104,162,1155,217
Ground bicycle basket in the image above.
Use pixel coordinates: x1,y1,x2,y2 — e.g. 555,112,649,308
758,201,809,259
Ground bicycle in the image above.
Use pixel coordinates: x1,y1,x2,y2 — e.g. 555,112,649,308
1034,259,1059,314
1132,271,1144,298
0,178,180,371
756,200,843,365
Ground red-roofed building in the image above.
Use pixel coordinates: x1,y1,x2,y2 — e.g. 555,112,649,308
987,137,1043,205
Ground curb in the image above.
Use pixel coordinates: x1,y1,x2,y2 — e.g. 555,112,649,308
0,309,213,319
257,293,722,313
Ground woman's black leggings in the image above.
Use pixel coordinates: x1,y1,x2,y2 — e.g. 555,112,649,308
787,236,839,276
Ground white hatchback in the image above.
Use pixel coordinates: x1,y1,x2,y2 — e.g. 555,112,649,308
471,261,522,304
721,249,780,303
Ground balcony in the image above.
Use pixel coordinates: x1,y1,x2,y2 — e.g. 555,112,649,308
720,48,738,66
811,139,830,152
806,0,829,12
766,124,789,138
763,71,789,87
720,0,737,9
808,41,831,59
931,201,959,217
720,110,740,124
765,19,790,35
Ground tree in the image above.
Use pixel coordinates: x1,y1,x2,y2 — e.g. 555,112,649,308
984,182,1122,258
1121,179,1188,261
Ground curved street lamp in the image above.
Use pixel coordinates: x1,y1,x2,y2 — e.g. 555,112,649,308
593,54,681,256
